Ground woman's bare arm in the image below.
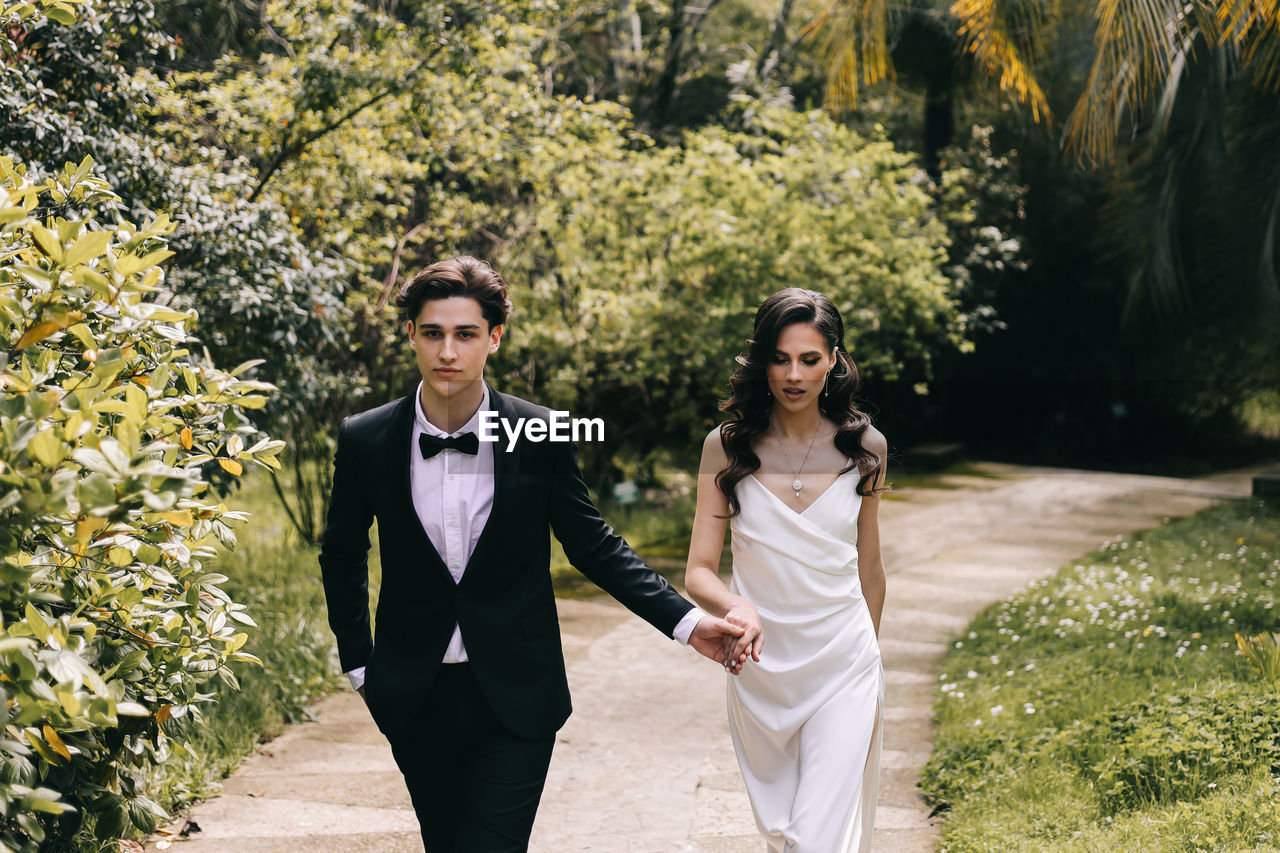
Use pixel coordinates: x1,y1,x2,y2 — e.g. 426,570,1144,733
685,427,762,664
856,426,889,636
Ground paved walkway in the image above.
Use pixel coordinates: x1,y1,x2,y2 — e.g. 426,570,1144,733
148,463,1256,852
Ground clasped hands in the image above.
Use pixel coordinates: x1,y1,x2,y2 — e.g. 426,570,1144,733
688,597,763,675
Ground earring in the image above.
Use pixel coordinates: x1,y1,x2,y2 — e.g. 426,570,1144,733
822,371,831,398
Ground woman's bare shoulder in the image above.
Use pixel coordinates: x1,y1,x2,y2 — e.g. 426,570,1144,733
861,423,888,456
702,424,730,464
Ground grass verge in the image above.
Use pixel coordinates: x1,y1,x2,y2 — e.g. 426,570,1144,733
922,497,1280,852
141,472,381,814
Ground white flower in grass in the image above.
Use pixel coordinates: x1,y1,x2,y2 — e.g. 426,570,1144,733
1023,703,1036,714
990,705,1004,716
967,670,978,679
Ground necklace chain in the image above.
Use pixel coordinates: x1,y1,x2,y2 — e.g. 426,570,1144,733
772,422,822,499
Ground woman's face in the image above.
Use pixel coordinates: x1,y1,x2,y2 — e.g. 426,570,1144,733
765,322,836,413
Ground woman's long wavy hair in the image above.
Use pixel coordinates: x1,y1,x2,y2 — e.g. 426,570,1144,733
716,288,884,516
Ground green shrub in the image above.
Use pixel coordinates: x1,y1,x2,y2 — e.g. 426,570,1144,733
0,155,281,850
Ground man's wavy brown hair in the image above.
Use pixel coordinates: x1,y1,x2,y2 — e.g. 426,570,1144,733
395,256,512,330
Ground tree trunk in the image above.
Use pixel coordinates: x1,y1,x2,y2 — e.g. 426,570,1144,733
757,0,797,79
644,0,724,127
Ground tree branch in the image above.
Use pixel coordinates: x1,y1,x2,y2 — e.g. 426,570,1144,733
248,42,446,202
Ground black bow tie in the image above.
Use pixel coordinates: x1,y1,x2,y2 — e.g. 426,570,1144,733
418,432,480,459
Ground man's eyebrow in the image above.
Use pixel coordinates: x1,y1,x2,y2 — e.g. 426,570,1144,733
418,322,483,330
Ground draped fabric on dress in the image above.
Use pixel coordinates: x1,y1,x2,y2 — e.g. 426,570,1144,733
727,471,883,853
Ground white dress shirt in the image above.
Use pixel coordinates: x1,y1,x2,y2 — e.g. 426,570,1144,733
346,383,705,690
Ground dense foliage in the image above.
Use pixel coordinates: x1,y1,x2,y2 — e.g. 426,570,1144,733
2,0,348,537
922,498,1280,850
0,154,282,848
493,106,968,481
146,0,1014,499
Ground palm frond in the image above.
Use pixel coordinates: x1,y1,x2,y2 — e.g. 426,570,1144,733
803,0,893,111
1063,0,1208,163
951,0,1054,123
1232,7,1280,94
1217,0,1279,40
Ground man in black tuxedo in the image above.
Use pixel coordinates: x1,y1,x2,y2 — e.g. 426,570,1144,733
319,256,746,852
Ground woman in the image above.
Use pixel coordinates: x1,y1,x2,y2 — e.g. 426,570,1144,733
685,288,887,852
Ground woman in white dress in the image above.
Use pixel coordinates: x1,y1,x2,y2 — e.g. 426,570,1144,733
685,288,887,853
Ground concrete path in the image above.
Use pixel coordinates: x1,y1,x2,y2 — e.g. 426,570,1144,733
148,463,1255,852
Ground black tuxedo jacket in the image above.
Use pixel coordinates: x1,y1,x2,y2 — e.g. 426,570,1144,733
319,385,695,738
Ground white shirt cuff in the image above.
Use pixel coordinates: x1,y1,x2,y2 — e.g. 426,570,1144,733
346,666,366,691
672,606,708,645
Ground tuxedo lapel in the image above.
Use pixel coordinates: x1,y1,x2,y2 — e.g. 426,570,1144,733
462,383,517,581
388,393,452,583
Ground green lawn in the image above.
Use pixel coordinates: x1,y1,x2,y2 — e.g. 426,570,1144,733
922,497,1280,852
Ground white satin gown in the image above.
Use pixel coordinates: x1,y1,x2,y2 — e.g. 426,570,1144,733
726,470,884,852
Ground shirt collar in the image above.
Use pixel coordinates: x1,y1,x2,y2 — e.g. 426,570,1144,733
414,381,490,439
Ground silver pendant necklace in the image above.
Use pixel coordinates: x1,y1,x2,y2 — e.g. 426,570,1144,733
772,422,822,498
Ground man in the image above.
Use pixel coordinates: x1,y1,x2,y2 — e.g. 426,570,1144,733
318,256,745,852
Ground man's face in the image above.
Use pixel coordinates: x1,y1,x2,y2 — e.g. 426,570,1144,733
408,296,503,400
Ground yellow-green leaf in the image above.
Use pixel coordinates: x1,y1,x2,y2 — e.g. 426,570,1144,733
15,319,66,350
59,691,82,717
217,458,243,476
41,725,71,761
158,510,193,527
76,516,108,543
30,224,63,261
65,322,96,349
24,729,63,764
45,4,77,24
24,603,51,644
27,429,64,467
63,230,110,267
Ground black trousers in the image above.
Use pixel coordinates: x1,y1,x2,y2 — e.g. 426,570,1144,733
386,663,555,853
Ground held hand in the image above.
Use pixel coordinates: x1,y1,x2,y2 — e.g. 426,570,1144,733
723,597,763,668
689,615,747,674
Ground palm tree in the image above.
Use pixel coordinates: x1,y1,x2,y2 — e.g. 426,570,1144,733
804,0,1280,320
